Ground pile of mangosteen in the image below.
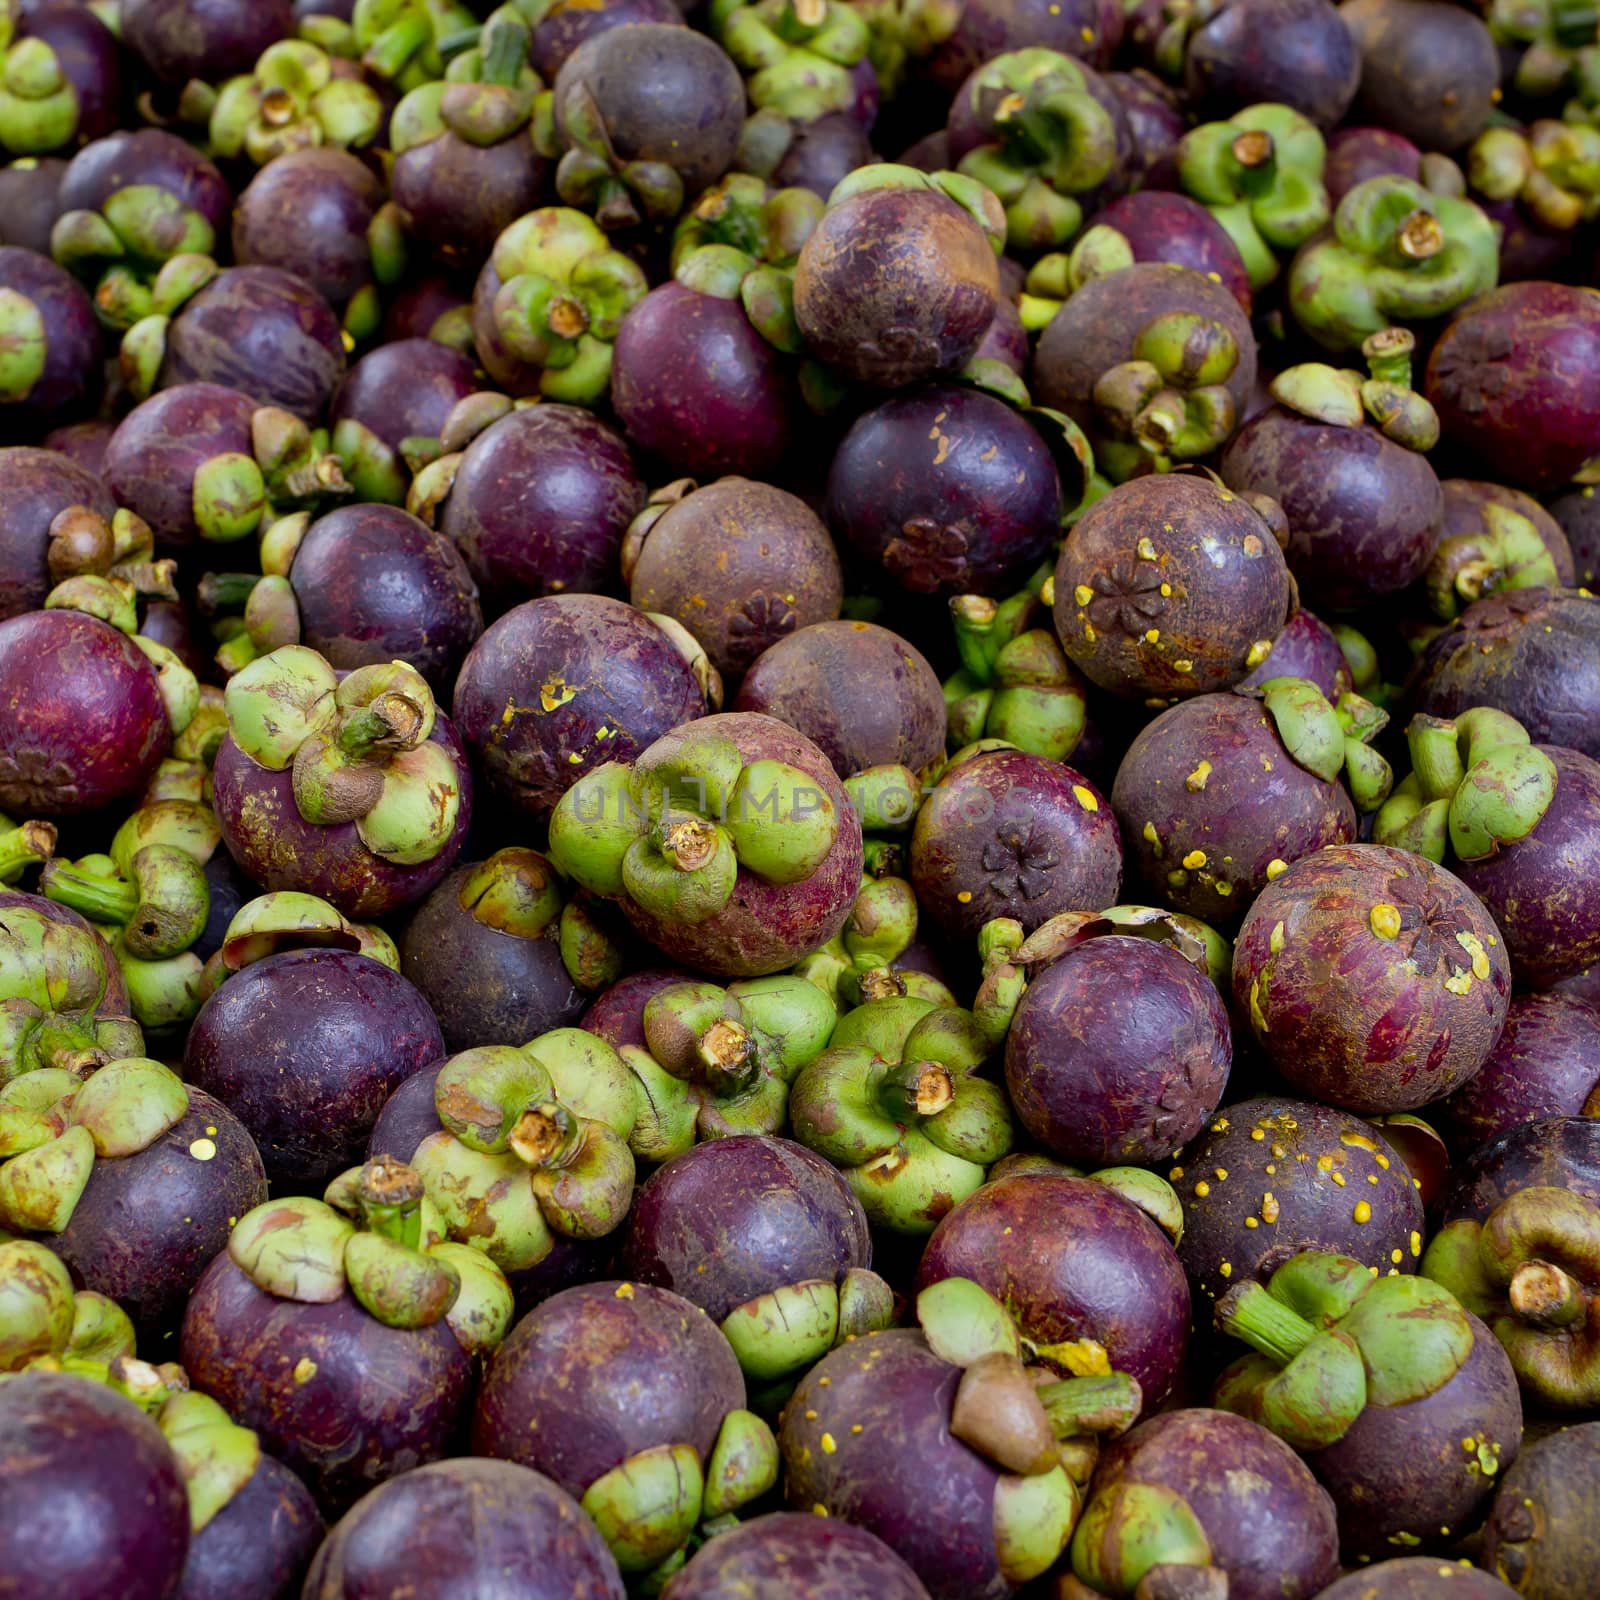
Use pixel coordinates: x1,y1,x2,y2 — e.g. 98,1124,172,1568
3,0,1600,1596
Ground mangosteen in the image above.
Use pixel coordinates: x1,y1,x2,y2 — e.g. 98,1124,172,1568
526,0,684,78
0,3,122,159
1440,1117,1600,1227
1314,1560,1517,1599
1481,1421,1600,1600
120,0,294,86
1425,480,1575,622
1324,125,1445,202
0,244,101,431
1082,190,1254,311
0,154,69,254
1550,484,1600,588
176,1444,323,1600
661,1513,932,1600
582,966,696,1052
0,445,116,620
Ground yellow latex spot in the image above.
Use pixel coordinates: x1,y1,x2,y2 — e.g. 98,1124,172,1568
1265,858,1288,880
821,1433,837,1454
1445,969,1472,995
818,1376,830,1386
1250,1129,1265,1142
205,1126,217,1136
1074,584,1094,606
1411,1231,1423,1257
957,890,973,904
1261,1192,1279,1223
813,1504,830,1516
1456,930,1491,979
1195,1180,1211,1198
1143,821,1161,846
1182,849,1208,870
1073,785,1099,811
1136,537,1158,560
615,1283,635,1299
1244,639,1272,668
1353,1201,1372,1224
1214,1167,1228,1180
1317,1154,1334,1171
1374,1152,1390,1169
1368,1174,1380,1185
1370,903,1402,939
188,1138,216,1161
1186,760,1211,791
568,752,583,765
1266,1164,1277,1175
1340,1132,1378,1153
539,678,577,712
1269,920,1285,954
1216,881,1233,896
851,1424,863,1434
1173,659,1194,674
1083,622,1097,643
805,1409,818,1420
1159,582,1173,597
293,1358,317,1384
1144,628,1161,644
1169,1167,1184,1180
1244,1216,1259,1229
1219,1262,1232,1278
1392,1249,1404,1264
1331,1171,1346,1187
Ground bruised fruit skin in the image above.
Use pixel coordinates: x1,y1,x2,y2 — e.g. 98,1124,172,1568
1481,1421,1600,1600
1441,1117,1600,1226
916,1172,1190,1406
1313,1559,1518,1600
910,749,1122,943
302,1458,625,1600
1175,1097,1427,1304
1230,844,1512,1114
662,1513,932,1600
1005,933,1232,1167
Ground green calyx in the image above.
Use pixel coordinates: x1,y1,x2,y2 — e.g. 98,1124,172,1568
1269,326,1439,452
951,48,1119,253
0,818,54,887
1287,175,1501,352
715,0,871,123
0,284,45,403
1257,675,1395,813
342,0,478,92
1178,103,1329,290
47,505,177,604
1469,119,1600,232
722,1266,895,1383
157,1390,262,1534
1424,499,1563,622
43,844,210,961
210,39,385,164
458,847,564,938
1374,708,1557,865
0,30,78,157
218,890,395,978
0,1238,76,1370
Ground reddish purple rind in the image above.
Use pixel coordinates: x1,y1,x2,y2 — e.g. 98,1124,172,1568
180,1253,473,1514
1323,125,1422,203
0,245,102,420
1454,746,1600,989
441,405,644,607
1549,486,1600,589
1237,609,1353,700
452,594,706,821
580,966,696,1052
971,292,1031,376
1089,1409,1340,1600
825,385,1064,598
1112,691,1357,925
1308,1313,1521,1559
176,1453,324,1600
1314,1559,1518,1600
1088,192,1253,312
0,154,68,256
40,417,114,477
1221,407,1443,613
51,1088,267,1340
212,714,472,921
380,276,472,346
1006,934,1232,1166
1182,0,1359,128
184,948,445,1193
616,712,863,977
1175,1097,1426,1302
1441,992,1600,1152
472,1280,745,1497
779,1331,1013,1600
618,1134,871,1324
120,0,293,84
159,266,347,424
612,283,802,480
1425,283,1600,493
393,133,548,274
0,445,116,620
1480,1420,1600,1599
1439,1116,1600,1226
303,1458,625,1600
662,1512,932,1600
1407,590,1600,761
1440,481,1576,588
1230,844,1512,1114
921,0,1122,86
0,607,169,816
13,4,123,149
290,505,483,692
528,0,684,79
366,1060,443,1162
59,128,232,235
733,620,947,780
915,1172,1190,1405
1105,69,1186,189
330,339,480,456
0,1370,192,1600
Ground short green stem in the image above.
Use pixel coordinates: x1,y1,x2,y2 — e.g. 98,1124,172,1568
357,1158,426,1249
1035,1371,1142,1437
1214,1280,1317,1365
41,861,137,927
1408,716,1467,803
198,571,262,615
0,820,54,879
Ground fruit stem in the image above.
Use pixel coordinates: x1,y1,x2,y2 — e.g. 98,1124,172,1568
1214,1280,1317,1365
695,1016,757,1096
1361,327,1415,390
1034,1371,1143,1438
1407,715,1467,802
31,1015,109,1077
40,860,136,926
1509,1259,1586,1330
338,692,424,757
0,820,54,880
357,1158,426,1249
508,1100,584,1168
876,1057,955,1122
197,571,262,614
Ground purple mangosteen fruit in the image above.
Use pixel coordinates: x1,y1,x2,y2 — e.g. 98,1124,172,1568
1082,190,1254,311
0,244,102,430
0,154,69,255
1424,480,1575,623
1480,1421,1600,1600
176,1447,324,1600
1440,1117,1600,1226
1550,484,1600,588
527,0,685,79
0,445,116,620
120,0,294,85
661,1513,932,1600
0,2,123,158
1316,1560,1518,1599
581,966,696,1053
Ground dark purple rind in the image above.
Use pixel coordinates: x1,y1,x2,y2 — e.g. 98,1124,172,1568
0,154,69,255
1324,126,1423,203
1438,1117,1600,1225
330,339,480,457
13,4,123,149
1237,609,1352,699
1088,191,1253,312
175,1454,324,1600
1181,0,1358,128
580,967,694,1051
184,948,445,1193
392,133,548,273
528,0,684,79
1105,70,1186,190
1314,1559,1518,1600
1480,1420,1600,1600
1005,933,1232,1166
773,113,877,200
120,0,294,84
918,0,1122,87
40,418,114,478
0,445,116,620
451,594,706,821
471,1280,745,1496
59,128,232,236
1549,485,1600,589
910,749,1122,942
1175,1097,1427,1303
0,245,102,421
618,1134,871,1324
915,1172,1190,1405
180,1252,473,1514
1440,481,1575,588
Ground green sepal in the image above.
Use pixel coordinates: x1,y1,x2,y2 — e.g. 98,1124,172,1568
701,1408,780,1517
582,1443,705,1573
720,1279,840,1380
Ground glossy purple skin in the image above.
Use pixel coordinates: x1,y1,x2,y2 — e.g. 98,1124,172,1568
303,1458,626,1600
184,948,445,1192
528,0,683,78
1112,692,1357,925
916,1172,1191,1405
663,1513,931,1600
12,4,124,149
1221,407,1443,613
1232,844,1511,1113
452,594,706,820
0,1371,191,1600
380,274,472,345
40,417,115,477
1407,589,1600,760
1550,485,1600,588
1086,1410,1340,1600
1105,70,1186,189
1175,1097,1427,1303
580,966,693,1052
0,607,168,817
971,293,1029,375
911,749,1122,942
121,0,293,83
1441,992,1600,1152
0,445,115,619
1324,126,1423,202
102,381,256,547
175,1454,324,1600
1315,1559,1518,1600
472,1281,745,1494
1451,746,1600,988
772,113,877,200
612,283,801,480
0,245,102,422
1480,1421,1600,1600
330,339,479,460
1238,609,1351,699
59,129,232,237
50,1088,266,1339
921,0,1122,86
1441,1116,1600,1225
732,619,947,779
1309,1314,1521,1559
1343,0,1498,152
392,132,548,273
618,1135,872,1323
440,405,644,609
1426,283,1600,493
159,266,347,423
232,150,384,308
1088,191,1254,312
1182,0,1358,128
1007,934,1232,1166
614,712,865,977
212,713,471,920
826,385,1062,598
779,1330,1020,1600
180,1253,473,1514
1440,479,1575,586
290,504,483,690
0,154,68,254
398,861,586,1052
